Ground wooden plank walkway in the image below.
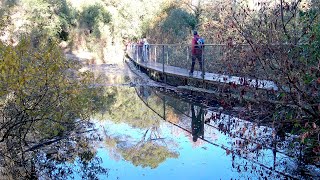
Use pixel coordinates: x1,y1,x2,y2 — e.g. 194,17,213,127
134,60,278,91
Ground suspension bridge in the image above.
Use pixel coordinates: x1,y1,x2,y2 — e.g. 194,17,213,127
126,44,278,92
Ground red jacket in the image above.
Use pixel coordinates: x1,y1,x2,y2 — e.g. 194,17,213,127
191,35,203,55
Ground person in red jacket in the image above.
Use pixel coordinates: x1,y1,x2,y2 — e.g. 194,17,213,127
189,30,203,76
189,31,202,76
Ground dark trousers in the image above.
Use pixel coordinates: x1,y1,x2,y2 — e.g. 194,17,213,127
190,53,203,73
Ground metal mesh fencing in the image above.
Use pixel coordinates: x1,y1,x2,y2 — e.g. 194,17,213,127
127,43,273,79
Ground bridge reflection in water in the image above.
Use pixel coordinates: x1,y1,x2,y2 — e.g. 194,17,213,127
134,85,304,179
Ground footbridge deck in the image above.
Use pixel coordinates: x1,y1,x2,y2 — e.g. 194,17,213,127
126,44,278,91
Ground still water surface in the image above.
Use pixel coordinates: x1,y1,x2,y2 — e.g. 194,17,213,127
85,86,297,180
65,63,318,179
4,63,312,179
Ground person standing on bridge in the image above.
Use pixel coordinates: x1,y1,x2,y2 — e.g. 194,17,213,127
189,30,204,77
138,39,144,62
142,38,150,62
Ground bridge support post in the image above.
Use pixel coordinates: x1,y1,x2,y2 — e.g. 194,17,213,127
187,46,189,65
163,95,166,121
162,45,167,84
155,46,157,63
202,47,205,80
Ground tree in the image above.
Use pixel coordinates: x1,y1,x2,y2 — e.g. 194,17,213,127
80,3,111,38
229,0,319,163
0,35,109,178
160,8,197,43
51,0,78,41
103,0,165,42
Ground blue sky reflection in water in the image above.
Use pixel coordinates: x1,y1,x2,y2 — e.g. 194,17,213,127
97,120,233,180
76,86,309,180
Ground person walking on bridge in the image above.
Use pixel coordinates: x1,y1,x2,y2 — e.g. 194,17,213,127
142,38,150,62
189,30,204,77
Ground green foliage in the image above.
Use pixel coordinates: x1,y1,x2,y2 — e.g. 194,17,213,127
80,3,111,38
121,142,179,169
52,0,79,40
98,87,161,129
79,150,95,163
0,35,107,139
106,0,166,41
161,8,196,39
144,0,211,43
23,0,62,37
0,33,109,178
299,8,320,65
2,0,19,7
56,0,78,26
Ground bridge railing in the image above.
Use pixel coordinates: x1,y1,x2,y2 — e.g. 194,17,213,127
127,43,265,79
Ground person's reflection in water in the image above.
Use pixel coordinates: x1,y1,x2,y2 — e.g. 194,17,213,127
139,86,151,100
191,104,204,142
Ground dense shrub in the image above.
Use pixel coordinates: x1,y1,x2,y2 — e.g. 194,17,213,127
80,4,111,38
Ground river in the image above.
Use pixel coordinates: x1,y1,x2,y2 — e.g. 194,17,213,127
1,61,318,179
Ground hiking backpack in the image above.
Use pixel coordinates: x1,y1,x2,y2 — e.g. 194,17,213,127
195,37,205,49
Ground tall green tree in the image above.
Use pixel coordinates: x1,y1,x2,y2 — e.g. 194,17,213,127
0,35,109,178
103,0,165,41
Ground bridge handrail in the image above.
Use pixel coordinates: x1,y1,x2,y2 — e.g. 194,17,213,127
127,42,302,91
131,43,305,47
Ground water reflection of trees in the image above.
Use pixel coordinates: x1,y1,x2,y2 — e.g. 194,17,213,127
134,86,319,179
0,38,109,179
32,133,108,179
97,87,162,129
0,85,109,179
103,126,179,169
121,127,179,169
97,86,179,169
